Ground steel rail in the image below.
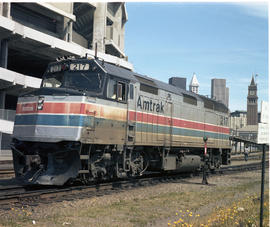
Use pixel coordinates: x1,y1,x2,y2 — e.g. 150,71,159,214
0,161,268,210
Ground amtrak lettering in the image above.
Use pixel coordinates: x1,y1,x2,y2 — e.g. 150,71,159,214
137,96,164,113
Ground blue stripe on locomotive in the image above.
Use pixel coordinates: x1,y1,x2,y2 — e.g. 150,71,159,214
14,114,93,127
15,114,229,140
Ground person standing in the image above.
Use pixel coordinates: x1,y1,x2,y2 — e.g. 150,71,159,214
244,145,249,161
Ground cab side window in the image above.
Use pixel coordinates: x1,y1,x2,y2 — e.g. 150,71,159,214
129,84,134,99
117,82,126,102
107,79,117,100
107,78,127,102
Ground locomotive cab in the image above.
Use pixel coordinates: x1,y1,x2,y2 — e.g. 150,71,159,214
11,58,120,185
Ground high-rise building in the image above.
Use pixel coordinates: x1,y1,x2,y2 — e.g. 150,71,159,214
0,2,131,156
189,73,199,94
169,77,186,90
247,76,258,125
211,78,229,107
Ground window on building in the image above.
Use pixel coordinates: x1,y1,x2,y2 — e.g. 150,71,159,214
11,3,57,34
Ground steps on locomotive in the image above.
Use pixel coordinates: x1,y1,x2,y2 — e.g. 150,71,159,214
78,144,92,174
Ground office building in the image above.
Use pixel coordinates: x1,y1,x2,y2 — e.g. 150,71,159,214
169,77,186,90
211,78,229,107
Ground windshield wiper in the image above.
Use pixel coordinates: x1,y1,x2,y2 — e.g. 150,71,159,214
64,86,87,93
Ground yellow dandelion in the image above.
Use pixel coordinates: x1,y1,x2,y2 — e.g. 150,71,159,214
168,223,171,226
196,214,200,217
176,212,178,215
186,210,190,212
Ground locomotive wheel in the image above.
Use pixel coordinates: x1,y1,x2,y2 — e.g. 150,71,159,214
130,151,148,177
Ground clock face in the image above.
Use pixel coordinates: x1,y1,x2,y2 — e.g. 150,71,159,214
250,90,255,95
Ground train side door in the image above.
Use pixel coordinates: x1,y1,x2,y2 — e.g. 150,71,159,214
217,114,226,147
204,110,217,147
164,101,173,147
126,83,136,145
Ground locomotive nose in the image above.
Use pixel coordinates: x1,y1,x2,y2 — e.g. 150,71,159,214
13,94,85,142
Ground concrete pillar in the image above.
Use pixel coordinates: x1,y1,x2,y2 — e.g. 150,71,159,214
63,17,71,42
0,39,8,68
0,132,2,155
68,21,73,42
0,91,5,155
0,38,8,157
92,3,107,53
120,5,126,53
2,3,10,18
0,91,5,109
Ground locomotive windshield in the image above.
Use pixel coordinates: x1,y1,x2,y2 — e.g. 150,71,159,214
42,63,104,93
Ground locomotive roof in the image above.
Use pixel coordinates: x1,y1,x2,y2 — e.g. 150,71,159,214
99,60,198,97
50,58,228,113
98,60,229,113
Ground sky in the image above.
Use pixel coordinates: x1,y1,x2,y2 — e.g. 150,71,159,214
124,2,268,112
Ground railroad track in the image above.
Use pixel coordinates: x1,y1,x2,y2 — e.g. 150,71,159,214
0,169,14,174
230,152,269,162
0,161,268,210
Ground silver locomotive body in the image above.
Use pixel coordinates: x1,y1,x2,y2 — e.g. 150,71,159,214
12,58,231,185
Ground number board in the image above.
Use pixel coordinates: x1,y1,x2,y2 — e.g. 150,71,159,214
70,63,90,71
48,63,90,73
49,64,61,73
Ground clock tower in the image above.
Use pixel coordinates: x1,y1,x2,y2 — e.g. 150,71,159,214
247,76,258,125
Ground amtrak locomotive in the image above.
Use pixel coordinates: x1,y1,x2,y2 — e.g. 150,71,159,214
11,57,231,185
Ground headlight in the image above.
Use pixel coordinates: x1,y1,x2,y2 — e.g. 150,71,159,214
37,96,45,110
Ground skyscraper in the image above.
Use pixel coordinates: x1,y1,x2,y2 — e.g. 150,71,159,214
247,76,258,125
211,78,229,107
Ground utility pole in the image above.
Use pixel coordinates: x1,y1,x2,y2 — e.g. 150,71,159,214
260,144,266,227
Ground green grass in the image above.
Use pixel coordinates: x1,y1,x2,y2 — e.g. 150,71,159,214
0,173,268,227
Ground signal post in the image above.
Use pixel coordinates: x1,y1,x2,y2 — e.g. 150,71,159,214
202,136,208,185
